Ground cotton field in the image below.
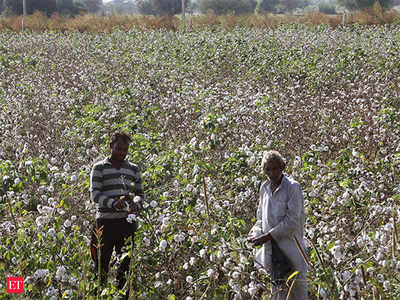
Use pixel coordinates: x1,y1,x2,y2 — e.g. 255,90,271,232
0,25,399,299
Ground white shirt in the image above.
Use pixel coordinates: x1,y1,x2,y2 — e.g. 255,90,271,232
249,175,308,273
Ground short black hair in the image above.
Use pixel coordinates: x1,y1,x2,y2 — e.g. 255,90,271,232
110,131,131,146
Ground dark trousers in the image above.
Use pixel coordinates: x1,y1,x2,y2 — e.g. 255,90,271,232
90,218,137,290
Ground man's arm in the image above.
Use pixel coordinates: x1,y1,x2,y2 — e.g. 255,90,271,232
248,182,270,245
90,164,118,209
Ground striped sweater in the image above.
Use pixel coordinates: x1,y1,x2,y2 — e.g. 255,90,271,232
90,158,145,219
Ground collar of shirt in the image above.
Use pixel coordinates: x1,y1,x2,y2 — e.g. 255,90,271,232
268,175,288,195
103,157,129,168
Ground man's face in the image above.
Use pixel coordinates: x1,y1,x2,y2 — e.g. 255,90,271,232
111,139,129,162
265,160,283,184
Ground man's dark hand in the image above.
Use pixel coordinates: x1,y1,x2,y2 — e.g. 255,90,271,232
247,233,272,246
113,199,126,210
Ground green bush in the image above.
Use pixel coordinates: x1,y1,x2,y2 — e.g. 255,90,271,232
337,0,393,11
318,2,337,14
198,0,257,15
135,0,189,15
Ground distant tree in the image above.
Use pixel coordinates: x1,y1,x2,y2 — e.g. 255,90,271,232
318,1,336,13
198,0,257,15
2,0,23,15
56,0,86,15
135,0,155,14
278,0,308,12
256,0,279,12
337,0,392,10
2,0,57,16
135,0,189,15
80,0,103,13
30,0,58,15
104,0,136,14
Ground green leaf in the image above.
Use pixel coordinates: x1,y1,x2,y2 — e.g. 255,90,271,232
168,295,176,300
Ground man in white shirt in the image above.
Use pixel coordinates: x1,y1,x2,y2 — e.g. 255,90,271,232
248,150,308,300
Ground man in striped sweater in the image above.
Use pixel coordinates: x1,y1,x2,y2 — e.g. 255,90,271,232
90,131,144,296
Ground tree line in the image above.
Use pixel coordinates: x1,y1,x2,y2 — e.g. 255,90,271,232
0,0,102,16
1,0,396,18
134,0,394,15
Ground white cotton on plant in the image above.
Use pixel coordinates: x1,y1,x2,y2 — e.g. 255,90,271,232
231,271,240,279
55,266,68,282
239,255,247,264
233,293,242,300
199,248,206,258
63,290,73,297
63,162,70,171
162,216,170,225
159,240,167,252
189,257,196,266
383,280,390,290
224,259,232,269
330,245,343,260
248,286,257,297
173,233,184,243
150,200,157,208
47,228,56,238
186,276,193,283
341,270,351,281
207,268,217,279
126,214,136,223
35,216,50,227
33,269,49,280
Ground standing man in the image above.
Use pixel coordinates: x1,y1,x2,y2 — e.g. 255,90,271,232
248,150,308,299
90,131,144,296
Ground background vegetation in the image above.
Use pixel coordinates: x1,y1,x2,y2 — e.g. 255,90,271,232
0,4,399,33
1,22,400,299
0,0,102,16
2,0,400,17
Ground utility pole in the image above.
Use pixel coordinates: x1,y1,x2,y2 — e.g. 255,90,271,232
22,0,27,31
181,0,185,31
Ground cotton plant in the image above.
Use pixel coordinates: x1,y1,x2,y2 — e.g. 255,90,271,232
1,26,400,298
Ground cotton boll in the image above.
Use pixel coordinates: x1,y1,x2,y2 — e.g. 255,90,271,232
231,271,240,279
189,257,196,266
207,268,217,279
159,240,167,252
199,248,206,258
